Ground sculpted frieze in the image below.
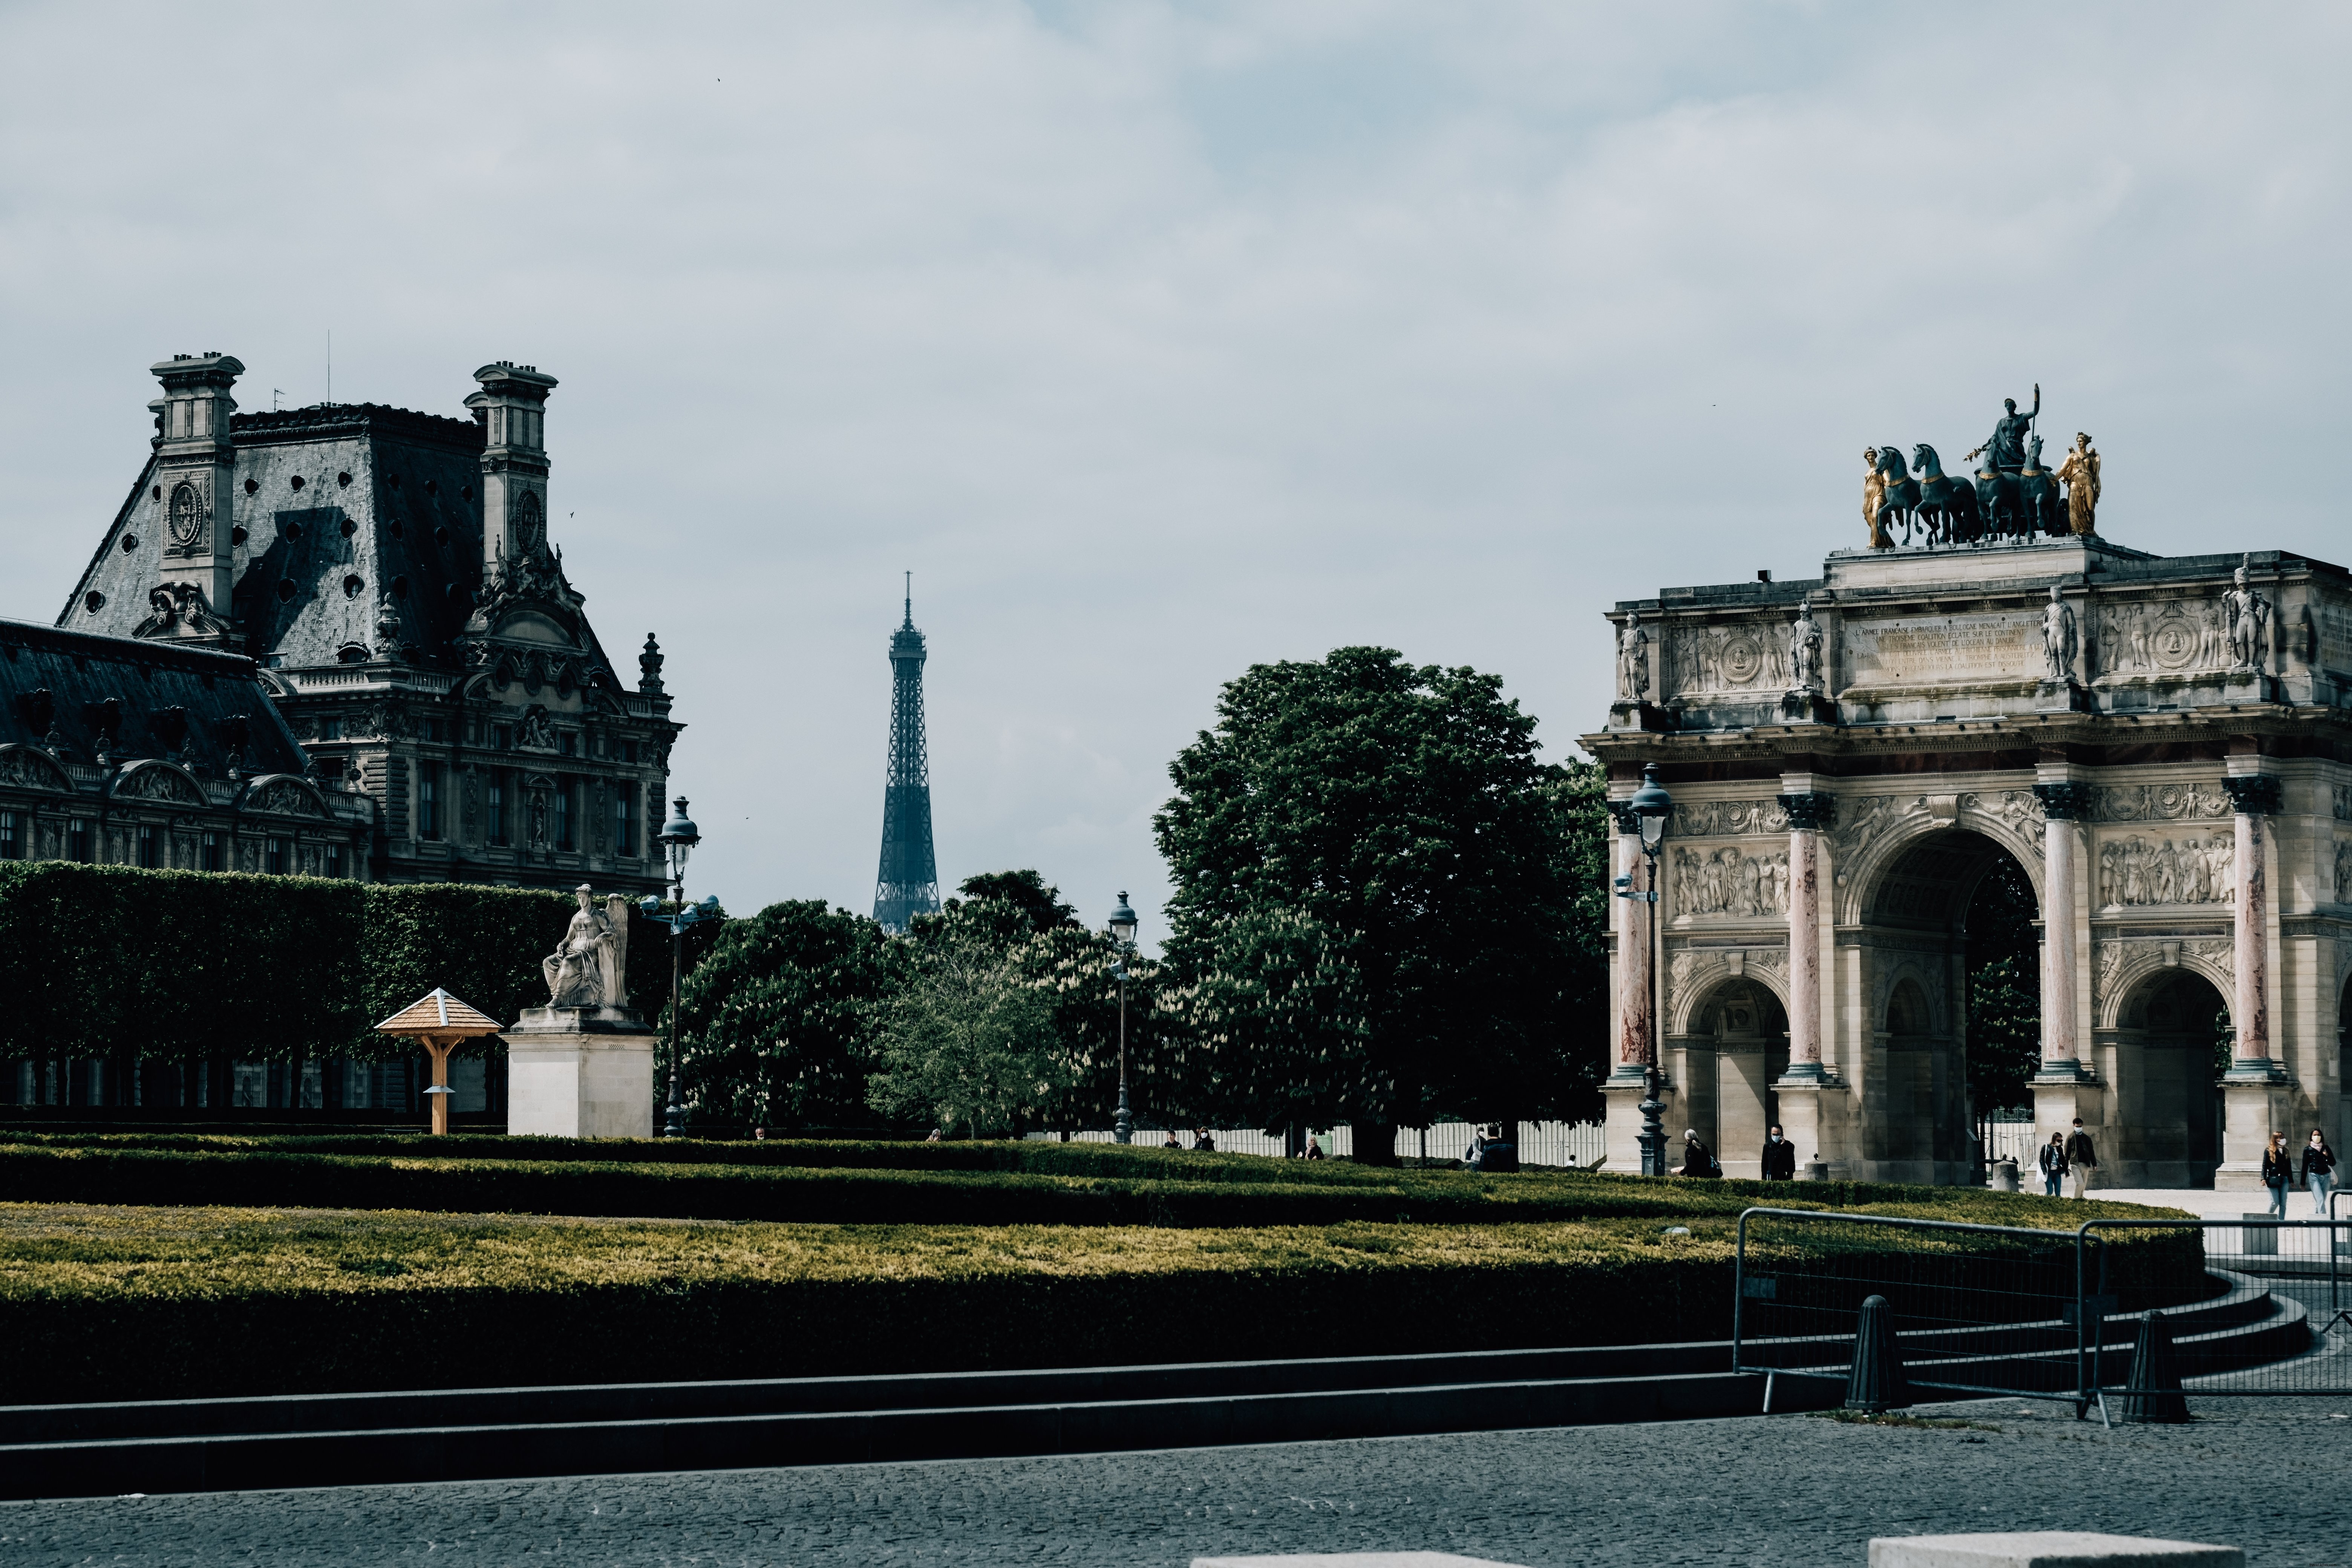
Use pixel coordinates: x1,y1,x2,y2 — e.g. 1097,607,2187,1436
2095,936,2234,1010
2097,598,2227,678
1666,622,1785,698
2096,832,2233,908
0,745,72,792
2335,840,2352,906
1671,844,1791,919
2093,780,2232,823
1672,798,1789,838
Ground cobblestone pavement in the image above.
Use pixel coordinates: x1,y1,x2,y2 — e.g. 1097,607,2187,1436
3,1396,2346,1567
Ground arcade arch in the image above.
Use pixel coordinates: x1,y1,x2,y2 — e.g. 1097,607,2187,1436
1851,826,2034,1185
2100,968,2226,1188
1668,974,1788,1179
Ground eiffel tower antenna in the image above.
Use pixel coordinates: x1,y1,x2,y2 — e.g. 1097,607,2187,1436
874,576,940,933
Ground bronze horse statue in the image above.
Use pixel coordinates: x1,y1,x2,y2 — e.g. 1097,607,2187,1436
2019,435,2065,536
1873,444,1922,544
1909,444,1980,547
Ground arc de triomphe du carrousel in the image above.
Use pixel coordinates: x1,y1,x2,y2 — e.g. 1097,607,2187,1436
1586,401,2349,1191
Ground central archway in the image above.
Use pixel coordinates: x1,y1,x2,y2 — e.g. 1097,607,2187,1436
1853,826,2038,1185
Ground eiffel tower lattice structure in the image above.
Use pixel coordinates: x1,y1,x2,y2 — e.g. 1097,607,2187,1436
873,575,941,933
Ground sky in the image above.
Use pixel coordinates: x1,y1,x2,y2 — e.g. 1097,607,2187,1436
3,2,2347,943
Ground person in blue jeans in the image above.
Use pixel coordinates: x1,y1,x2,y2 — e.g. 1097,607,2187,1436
2037,1132,2067,1197
2303,1129,2338,1219
2261,1132,2294,1220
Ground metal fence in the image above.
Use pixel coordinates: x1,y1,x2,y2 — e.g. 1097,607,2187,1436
1029,1120,1608,1167
1733,1206,2351,1424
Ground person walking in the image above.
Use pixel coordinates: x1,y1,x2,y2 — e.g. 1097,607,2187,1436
2262,1132,2295,1220
2037,1132,2068,1198
2302,1129,2338,1219
1762,1124,1796,1182
1681,1129,1721,1179
2064,1118,2098,1200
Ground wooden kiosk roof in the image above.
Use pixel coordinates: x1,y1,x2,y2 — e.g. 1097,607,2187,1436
375,989,503,1038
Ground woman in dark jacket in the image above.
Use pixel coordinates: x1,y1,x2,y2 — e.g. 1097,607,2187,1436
2037,1132,2067,1198
1681,1129,1720,1178
2302,1130,2338,1219
2261,1132,2295,1220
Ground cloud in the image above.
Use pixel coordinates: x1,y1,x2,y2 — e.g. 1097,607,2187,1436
3,1,2346,938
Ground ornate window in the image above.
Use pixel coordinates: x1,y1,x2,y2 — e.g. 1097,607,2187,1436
137,825,161,868
419,763,443,840
0,810,15,861
614,782,634,857
487,772,506,845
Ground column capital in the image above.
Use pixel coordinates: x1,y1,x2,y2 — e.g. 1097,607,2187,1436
2032,781,2096,822
2222,775,2282,815
1777,790,1837,830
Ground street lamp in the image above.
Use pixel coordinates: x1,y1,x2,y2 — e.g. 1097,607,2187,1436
1107,891,1139,1145
1628,763,1674,1178
651,796,701,1139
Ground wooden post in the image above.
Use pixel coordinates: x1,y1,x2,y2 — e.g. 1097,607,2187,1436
426,1035,455,1136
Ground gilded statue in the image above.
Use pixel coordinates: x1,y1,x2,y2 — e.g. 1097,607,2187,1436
543,884,631,1008
2056,432,2100,536
1862,449,1890,549
1615,609,1650,703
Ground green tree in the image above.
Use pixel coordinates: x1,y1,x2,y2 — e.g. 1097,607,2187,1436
954,870,1079,934
675,900,897,1130
1153,647,1589,1160
866,928,1077,1137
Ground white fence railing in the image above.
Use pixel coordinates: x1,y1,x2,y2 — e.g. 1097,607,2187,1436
1030,1119,1608,1168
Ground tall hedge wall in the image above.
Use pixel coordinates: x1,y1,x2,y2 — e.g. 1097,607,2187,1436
0,862,704,1063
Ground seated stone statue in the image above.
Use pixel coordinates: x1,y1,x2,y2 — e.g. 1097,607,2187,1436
542,884,628,1008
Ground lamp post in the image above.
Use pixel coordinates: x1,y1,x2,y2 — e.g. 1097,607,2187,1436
1107,891,1138,1145
651,796,701,1139
1627,763,1675,1178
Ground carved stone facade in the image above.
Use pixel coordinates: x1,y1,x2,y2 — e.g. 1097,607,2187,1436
1592,534,2352,1190
0,619,371,880
61,355,683,894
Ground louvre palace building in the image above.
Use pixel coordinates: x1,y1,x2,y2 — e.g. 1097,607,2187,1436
10,352,682,896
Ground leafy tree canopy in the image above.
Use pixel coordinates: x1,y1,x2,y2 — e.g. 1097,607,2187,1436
1153,647,1595,1156
954,870,1079,934
675,899,901,1131
867,925,1077,1138
1964,853,2041,1115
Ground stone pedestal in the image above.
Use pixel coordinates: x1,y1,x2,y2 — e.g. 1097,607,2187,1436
1779,690,1836,724
1606,700,1677,732
1602,1067,1667,1174
2033,677,2091,714
1771,1079,1848,1179
505,1006,658,1139
2217,1077,2294,1193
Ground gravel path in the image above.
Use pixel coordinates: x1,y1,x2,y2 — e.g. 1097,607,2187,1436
3,1395,2345,1566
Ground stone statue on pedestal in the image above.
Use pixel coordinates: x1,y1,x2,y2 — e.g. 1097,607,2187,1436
2041,585,2078,681
1616,610,1650,702
2225,556,2270,673
1788,597,1824,693
543,884,631,1008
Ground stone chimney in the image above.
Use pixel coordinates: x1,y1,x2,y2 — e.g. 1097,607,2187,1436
149,352,244,623
464,361,559,575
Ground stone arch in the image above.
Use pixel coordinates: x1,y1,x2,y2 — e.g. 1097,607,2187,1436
1833,797,2044,928
1886,976,1932,1035
2103,964,2228,1186
106,758,206,807
1668,948,1790,1035
2095,940,2234,1031
1668,969,1792,1181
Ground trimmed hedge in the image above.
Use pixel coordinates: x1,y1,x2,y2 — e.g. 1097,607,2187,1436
0,1137,2192,1230
0,863,713,1061
0,1201,2195,1404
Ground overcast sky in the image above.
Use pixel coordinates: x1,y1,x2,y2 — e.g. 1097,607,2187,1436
3,3,2346,940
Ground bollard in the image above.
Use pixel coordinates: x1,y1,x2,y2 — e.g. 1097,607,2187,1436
2120,1309,2190,1424
1844,1293,1909,1413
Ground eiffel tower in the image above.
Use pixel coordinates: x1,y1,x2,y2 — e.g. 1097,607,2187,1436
873,575,940,932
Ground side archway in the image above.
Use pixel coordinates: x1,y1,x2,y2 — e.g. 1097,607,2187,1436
2103,966,2228,1187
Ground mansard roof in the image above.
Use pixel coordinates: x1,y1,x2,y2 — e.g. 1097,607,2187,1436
61,387,621,688
0,617,312,778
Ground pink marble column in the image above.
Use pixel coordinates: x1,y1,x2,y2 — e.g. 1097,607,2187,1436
1617,820,1654,1072
2043,812,2079,1068
2226,784,2276,1070
1779,792,1834,1078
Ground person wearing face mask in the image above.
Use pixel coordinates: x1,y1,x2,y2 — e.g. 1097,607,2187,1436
2064,1118,2098,1200
1761,1124,1796,1182
2302,1129,2338,1219
2038,1132,2068,1198
2261,1132,2295,1221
